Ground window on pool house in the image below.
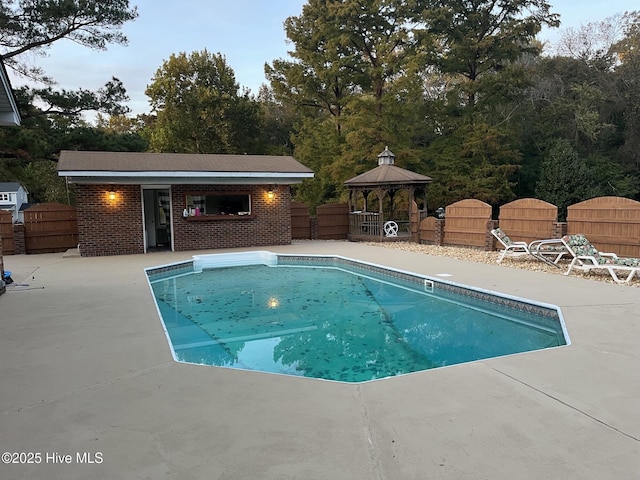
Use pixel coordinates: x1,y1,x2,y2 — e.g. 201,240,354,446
185,193,251,217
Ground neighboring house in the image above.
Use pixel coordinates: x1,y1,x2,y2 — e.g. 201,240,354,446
1,56,21,295
57,150,314,256
0,57,21,126
0,182,30,223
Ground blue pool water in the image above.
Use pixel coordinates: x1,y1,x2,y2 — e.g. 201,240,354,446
147,254,568,382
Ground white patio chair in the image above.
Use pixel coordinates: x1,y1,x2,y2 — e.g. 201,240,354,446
561,234,640,284
491,228,531,264
492,228,568,266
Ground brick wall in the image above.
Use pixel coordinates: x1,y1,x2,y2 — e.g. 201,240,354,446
75,184,144,256
75,184,292,256
171,184,292,251
13,224,25,254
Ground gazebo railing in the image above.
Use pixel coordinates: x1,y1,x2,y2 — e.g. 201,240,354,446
349,212,381,236
349,209,427,238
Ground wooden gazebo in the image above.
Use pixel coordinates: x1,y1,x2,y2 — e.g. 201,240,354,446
344,147,432,241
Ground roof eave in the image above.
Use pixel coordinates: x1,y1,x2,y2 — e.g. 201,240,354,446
59,171,314,185
0,59,21,126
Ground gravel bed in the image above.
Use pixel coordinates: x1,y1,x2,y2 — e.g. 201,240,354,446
362,241,640,287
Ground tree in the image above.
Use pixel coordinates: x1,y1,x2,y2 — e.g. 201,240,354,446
425,122,520,208
0,90,147,204
18,77,131,119
266,0,425,209
555,13,626,70
254,85,295,155
415,0,559,110
0,0,138,80
512,12,640,200
610,11,640,198
0,0,137,119
535,139,603,220
144,50,260,154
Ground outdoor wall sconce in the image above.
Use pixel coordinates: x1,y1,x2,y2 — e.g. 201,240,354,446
108,190,117,202
267,187,277,200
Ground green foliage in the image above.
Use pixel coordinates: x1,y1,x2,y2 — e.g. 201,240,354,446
1,0,137,120
514,12,640,200
20,78,132,119
3,0,639,215
254,86,295,155
0,97,147,205
610,12,640,193
0,155,69,204
0,0,138,80
0,0,147,204
144,50,260,154
22,159,71,204
534,139,603,220
424,123,520,208
290,115,346,209
416,0,559,108
266,0,431,210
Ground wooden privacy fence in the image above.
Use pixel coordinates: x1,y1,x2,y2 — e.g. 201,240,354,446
291,202,349,240
24,203,79,254
298,196,640,256
567,197,640,258
317,203,349,239
443,199,492,248
291,202,311,239
5,197,637,255
419,216,437,244
424,196,640,256
498,198,558,243
0,210,14,254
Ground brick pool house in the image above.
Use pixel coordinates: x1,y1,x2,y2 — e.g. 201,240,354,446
57,151,314,256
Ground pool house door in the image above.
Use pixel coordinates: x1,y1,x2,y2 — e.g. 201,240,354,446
143,187,172,252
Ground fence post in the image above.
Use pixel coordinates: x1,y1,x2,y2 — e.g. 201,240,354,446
486,220,498,251
13,224,26,255
434,218,445,246
553,222,567,239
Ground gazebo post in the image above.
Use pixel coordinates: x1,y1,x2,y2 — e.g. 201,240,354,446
408,186,415,236
377,188,385,241
424,186,428,215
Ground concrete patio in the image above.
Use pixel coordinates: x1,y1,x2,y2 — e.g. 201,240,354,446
0,240,638,479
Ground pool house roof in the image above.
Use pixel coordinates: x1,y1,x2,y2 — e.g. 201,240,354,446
58,151,315,185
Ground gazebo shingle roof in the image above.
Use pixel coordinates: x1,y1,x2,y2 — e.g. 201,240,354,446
344,164,432,187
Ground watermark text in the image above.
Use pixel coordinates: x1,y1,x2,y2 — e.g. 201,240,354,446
2,451,103,465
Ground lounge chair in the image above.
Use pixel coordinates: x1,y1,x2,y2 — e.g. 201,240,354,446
561,234,640,284
491,228,530,264
491,228,568,266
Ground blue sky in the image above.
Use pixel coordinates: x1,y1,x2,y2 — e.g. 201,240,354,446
8,0,637,120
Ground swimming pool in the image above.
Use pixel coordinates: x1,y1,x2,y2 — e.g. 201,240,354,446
146,252,569,382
